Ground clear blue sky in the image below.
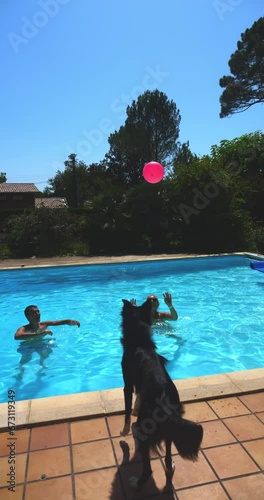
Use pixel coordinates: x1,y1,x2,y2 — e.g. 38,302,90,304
1,0,263,190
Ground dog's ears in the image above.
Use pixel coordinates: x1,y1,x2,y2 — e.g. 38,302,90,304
122,299,131,306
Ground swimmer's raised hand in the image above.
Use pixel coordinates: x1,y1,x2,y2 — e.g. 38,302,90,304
163,292,172,306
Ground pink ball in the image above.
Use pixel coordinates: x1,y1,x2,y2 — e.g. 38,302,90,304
143,162,164,184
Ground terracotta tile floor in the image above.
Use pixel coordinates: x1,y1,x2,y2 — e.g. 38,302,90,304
0,392,263,499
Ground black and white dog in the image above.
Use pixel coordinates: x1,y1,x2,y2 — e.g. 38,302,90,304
120,298,203,488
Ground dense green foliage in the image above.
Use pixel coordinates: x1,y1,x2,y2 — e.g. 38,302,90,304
1,89,263,258
4,207,76,258
219,17,264,117
1,131,263,259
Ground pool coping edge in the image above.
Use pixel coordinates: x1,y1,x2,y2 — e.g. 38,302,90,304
1,368,263,430
0,251,262,271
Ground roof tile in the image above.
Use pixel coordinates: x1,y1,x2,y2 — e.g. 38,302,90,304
0,183,40,193
35,198,67,208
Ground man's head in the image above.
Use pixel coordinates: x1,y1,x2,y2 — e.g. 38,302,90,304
24,305,40,322
146,294,159,312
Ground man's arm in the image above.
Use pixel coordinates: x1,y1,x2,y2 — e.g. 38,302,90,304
14,319,80,340
43,319,80,327
167,305,178,320
14,326,53,340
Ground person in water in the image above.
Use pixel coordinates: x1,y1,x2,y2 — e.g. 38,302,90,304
146,292,178,323
14,305,80,340
14,305,80,375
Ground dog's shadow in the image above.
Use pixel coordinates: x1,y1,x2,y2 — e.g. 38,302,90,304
110,425,176,499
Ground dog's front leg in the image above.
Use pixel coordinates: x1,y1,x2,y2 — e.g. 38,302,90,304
121,384,133,436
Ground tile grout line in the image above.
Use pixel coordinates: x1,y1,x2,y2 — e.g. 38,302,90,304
1,394,263,497
253,409,264,425
68,421,76,500
105,415,128,500
218,408,264,462
206,397,258,447
199,447,223,483
22,426,32,499
221,471,264,485
201,399,264,495
175,479,233,499
199,447,245,500
197,400,241,499
237,393,264,415
238,437,264,472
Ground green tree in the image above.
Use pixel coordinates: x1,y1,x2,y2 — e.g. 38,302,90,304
219,17,264,117
170,155,259,252
210,132,264,177
210,132,264,223
0,172,7,182
5,208,76,257
106,89,181,186
120,183,165,252
173,141,199,175
44,155,108,208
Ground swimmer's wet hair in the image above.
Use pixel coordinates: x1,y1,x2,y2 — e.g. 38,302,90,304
24,305,38,317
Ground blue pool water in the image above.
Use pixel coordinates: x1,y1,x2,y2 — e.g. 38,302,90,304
0,255,263,403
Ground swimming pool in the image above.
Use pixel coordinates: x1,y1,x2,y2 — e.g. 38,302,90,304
0,254,263,403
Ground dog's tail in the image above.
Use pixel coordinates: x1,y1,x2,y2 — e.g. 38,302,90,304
170,416,203,461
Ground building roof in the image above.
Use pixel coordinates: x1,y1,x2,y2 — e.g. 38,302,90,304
35,197,67,208
0,183,40,193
